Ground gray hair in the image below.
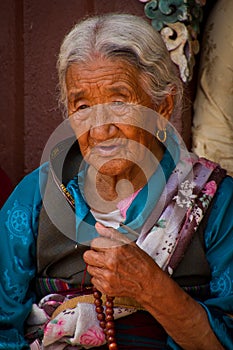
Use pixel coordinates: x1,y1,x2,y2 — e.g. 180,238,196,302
57,13,183,124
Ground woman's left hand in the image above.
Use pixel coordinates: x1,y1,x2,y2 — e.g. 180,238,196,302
83,222,159,299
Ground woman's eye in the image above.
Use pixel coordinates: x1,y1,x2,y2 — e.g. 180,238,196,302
111,101,125,109
111,101,124,109
77,104,89,111
71,104,92,121
113,101,124,105
110,101,131,116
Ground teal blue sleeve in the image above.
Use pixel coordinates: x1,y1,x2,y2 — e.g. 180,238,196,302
202,176,233,348
167,176,233,349
0,164,48,349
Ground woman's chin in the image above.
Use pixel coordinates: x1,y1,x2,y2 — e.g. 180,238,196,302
94,159,134,177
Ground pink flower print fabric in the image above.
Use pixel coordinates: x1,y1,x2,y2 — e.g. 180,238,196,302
202,181,217,197
79,326,105,346
43,303,105,348
42,301,135,349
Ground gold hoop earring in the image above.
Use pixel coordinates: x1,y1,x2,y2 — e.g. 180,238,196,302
156,128,167,143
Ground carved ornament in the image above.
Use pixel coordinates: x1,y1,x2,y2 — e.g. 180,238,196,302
138,0,206,82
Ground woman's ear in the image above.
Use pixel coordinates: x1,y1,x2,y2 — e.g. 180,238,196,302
156,94,174,121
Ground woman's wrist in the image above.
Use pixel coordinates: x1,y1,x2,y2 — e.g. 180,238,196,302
135,268,223,349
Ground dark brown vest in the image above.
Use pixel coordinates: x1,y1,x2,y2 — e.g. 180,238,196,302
37,138,212,297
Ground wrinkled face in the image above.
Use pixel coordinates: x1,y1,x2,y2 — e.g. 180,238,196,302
66,57,162,176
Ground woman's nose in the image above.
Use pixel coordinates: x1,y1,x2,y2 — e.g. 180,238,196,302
89,105,118,140
89,123,118,140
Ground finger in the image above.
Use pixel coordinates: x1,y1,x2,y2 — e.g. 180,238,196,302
91,276,114,296
83,249,105,267
87,264,105,278
95,222,131,246
91,236,120,250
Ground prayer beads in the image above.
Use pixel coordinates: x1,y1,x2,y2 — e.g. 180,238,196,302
93,287,118,350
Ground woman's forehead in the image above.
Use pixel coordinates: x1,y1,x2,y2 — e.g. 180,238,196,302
65,58,141,87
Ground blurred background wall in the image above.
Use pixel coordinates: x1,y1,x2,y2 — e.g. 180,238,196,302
0,0,151,187
0,0,215,187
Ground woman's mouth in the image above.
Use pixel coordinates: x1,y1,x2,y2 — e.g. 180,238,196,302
93,144,123,157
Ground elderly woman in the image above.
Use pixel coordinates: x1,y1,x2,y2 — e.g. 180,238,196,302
0,14,232,350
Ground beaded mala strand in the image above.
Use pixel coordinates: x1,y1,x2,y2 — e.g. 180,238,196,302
93,287,118,350
60,184,118,348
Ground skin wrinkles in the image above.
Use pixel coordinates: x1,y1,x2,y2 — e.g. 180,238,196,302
66,57,224,350
67,58,169,204
66,62,147,112
84,223,224,350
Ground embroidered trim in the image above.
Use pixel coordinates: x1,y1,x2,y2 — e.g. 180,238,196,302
36,277,92,298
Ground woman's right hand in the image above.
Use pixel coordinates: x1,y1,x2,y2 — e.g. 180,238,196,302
83,222,161,300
